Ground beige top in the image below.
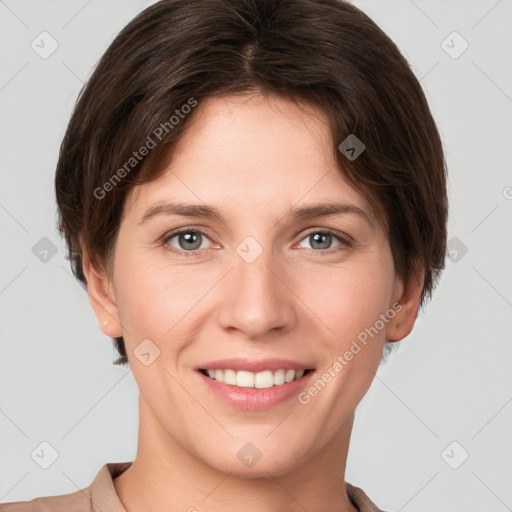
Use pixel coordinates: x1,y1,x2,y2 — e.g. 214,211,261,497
0,462,385,512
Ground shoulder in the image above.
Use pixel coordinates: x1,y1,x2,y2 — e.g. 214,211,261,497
0,488,91,512
0,462,132,512
346,481,388,512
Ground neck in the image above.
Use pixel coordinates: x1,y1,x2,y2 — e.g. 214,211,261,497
114,396,359,512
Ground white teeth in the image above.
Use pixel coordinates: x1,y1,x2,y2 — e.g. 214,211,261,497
273,369,285,385
284,369,296,383
254,370,274,389
223,369,237,385
236,370,254,388
202,368,309,388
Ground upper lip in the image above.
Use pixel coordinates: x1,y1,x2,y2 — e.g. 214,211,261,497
197,358,314,373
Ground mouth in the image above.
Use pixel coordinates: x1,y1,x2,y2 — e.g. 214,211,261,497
198,368,314,389
195,358,316,410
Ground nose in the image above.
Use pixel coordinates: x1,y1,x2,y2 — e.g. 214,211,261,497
216,248,297,340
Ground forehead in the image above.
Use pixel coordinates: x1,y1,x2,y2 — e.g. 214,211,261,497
123,93,374,223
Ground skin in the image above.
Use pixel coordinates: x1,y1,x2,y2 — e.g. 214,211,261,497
83,92,424,512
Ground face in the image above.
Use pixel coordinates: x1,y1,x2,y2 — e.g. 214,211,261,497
86,92,421,477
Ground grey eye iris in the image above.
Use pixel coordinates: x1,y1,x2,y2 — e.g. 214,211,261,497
310,232,333,250
178,232,202,250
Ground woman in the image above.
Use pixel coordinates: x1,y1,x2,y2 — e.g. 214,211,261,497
0,0,447,510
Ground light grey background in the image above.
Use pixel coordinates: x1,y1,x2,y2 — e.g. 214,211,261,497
1,1,511,510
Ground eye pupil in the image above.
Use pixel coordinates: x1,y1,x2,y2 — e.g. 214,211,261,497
179,232,202,250
310,232,332,250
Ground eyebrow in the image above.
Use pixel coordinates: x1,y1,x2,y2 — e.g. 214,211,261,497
138,200,374,228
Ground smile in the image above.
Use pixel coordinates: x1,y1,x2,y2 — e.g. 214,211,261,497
199,368,313,388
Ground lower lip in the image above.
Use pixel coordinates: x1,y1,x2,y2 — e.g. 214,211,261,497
196,370,315,411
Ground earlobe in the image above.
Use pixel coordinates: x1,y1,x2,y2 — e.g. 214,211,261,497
386,262,425,342
82,250,123,338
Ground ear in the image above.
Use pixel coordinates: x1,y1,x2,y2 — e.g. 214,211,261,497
385,261,425,342
82,249,123,339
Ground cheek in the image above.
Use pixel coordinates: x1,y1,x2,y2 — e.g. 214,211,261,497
298,249,396,345
300,261,395,422
112,250,216,342
112,250,169,339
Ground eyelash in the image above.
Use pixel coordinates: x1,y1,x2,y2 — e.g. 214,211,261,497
162,227,354,258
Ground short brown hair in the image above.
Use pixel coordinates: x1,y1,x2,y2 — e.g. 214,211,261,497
55,0,448,365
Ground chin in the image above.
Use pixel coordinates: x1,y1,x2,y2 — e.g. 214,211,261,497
208,452,303,479
195,435,310,479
